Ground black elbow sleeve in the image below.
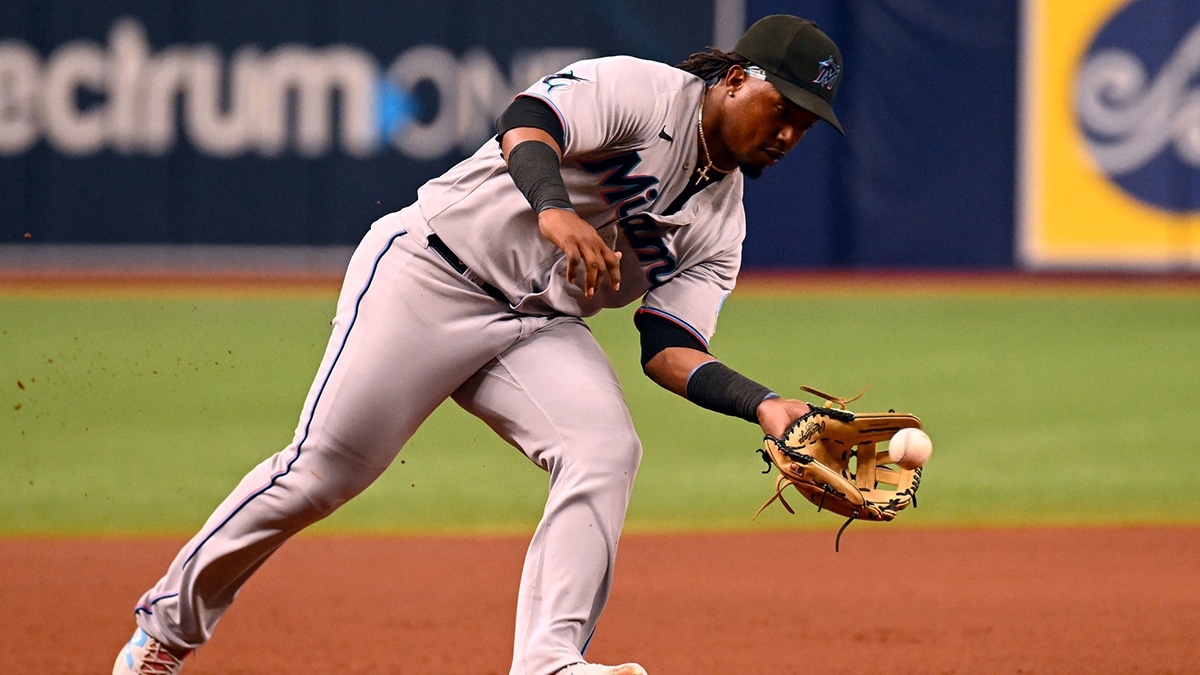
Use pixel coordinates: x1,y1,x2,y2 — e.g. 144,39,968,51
635,309,708,369
495,95,565,150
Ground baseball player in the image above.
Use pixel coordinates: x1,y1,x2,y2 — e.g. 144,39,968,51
114,15,843,675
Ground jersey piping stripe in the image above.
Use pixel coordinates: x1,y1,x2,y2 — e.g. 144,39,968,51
178,230,409,571
634,306,708,350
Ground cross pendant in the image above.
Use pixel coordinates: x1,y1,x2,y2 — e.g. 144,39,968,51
695,164,711,185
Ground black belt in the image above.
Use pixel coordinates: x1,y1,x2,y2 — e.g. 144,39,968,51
426,234,509,304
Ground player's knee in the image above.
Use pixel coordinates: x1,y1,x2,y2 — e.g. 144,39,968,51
564,426,642,487
613,430,643,477
302,463,386,517
271,443,389,523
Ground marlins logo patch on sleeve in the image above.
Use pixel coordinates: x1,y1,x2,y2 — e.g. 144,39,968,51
541,71,590,92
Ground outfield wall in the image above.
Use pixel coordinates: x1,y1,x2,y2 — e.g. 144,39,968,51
1,1,1195,271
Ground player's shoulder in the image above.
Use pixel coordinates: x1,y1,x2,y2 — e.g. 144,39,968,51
574,55,701,90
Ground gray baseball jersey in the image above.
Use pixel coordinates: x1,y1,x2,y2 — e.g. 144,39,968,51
412,55,746,345
129,56,746,675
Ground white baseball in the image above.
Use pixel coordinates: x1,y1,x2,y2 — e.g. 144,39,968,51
887,428,932,469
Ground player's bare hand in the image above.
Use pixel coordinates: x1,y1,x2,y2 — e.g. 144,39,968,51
757,396,811,439
537,208,622,297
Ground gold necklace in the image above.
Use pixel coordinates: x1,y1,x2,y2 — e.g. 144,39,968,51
696,89,735,185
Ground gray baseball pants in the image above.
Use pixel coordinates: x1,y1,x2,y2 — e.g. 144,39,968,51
132,216,642,675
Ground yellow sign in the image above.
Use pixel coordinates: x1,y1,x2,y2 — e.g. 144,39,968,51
1020,0,1200,269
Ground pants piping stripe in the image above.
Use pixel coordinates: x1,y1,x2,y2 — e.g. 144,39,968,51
133,592,179,616
179,230,408,569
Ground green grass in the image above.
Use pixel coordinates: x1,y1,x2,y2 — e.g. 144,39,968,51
2,288,1197,536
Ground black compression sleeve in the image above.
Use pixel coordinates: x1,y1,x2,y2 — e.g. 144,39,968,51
507,140,574,213
496,95,566,150
685,361,776,424
635,309,708,367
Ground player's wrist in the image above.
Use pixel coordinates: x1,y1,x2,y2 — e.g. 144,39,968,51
756,395,809,438
685,360,774,424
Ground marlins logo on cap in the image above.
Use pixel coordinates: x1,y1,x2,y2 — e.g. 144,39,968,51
735,15,845,134
813,56,842,90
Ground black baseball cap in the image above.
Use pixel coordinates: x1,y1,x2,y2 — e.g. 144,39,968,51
734,15,845,135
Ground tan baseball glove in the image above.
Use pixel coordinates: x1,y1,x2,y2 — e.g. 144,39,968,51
755,387,924,550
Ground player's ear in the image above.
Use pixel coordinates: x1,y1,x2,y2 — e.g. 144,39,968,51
723,64,748,90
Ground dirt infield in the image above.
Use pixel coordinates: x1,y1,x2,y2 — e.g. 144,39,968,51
4,527,1196,674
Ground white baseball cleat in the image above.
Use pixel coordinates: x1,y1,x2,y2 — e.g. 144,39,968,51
558,663,648,675
112,628,191,674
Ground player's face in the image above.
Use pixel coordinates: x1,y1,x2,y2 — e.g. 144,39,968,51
722,78,820,179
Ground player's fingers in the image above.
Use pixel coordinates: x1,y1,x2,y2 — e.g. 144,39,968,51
583,252,602,298
606,250,622,291
580,246,622,297
564,249,582,288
